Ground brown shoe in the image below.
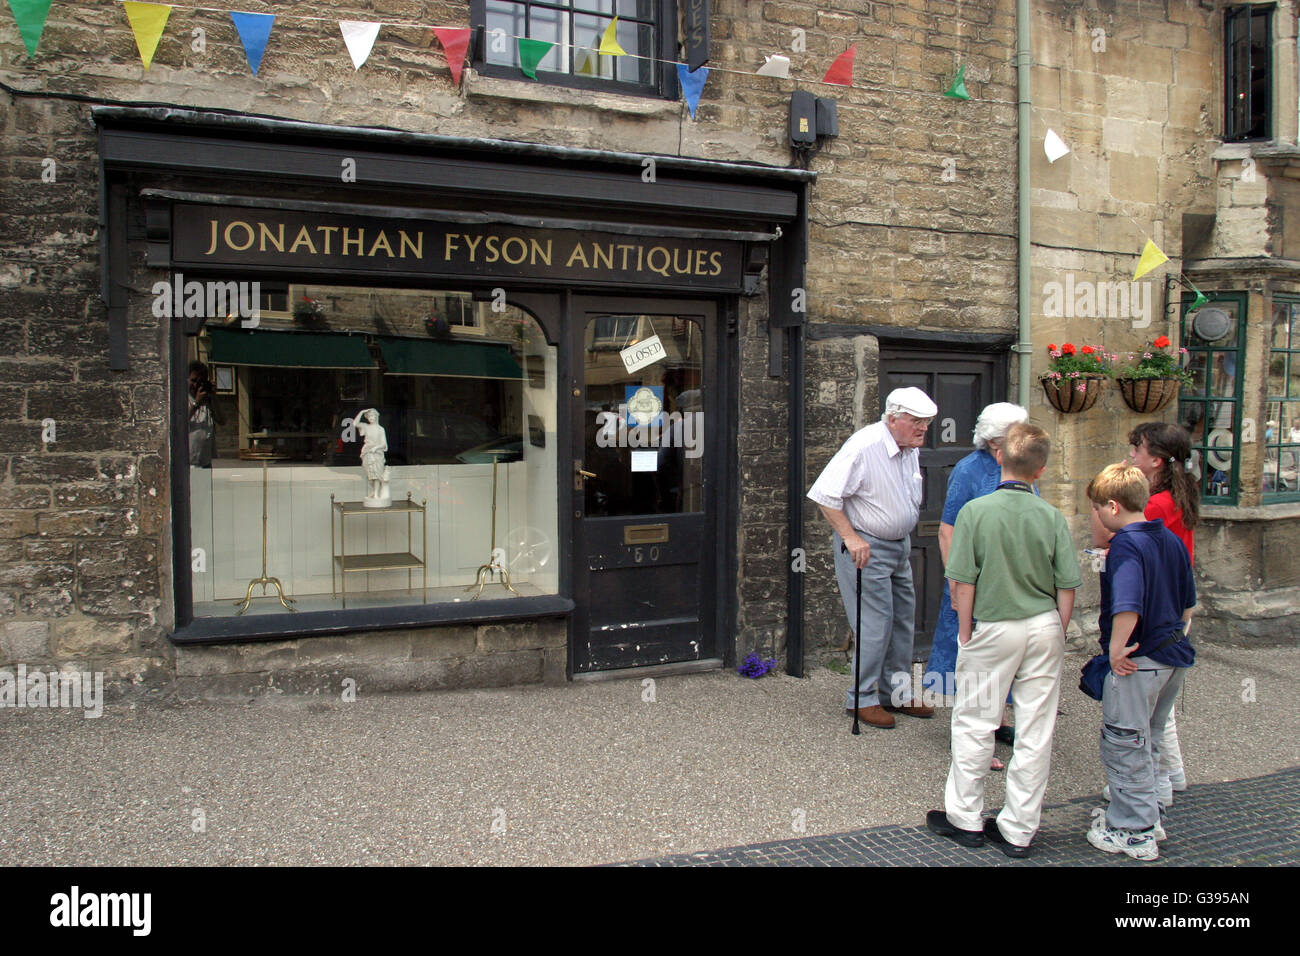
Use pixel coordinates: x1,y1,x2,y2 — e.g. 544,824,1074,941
883,701,935,718
845,705,895,728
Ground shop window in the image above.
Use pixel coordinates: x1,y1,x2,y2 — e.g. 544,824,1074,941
1264,298,1300,500
1179,293,1247,504
186,287,558,618
1225,4,1272,141
471,0,675,97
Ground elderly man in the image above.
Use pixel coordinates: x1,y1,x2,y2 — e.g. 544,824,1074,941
809,386,938,729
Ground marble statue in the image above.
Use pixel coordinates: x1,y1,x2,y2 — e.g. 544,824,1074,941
356,408,392,507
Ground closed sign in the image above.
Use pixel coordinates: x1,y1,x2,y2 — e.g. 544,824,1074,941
620,334,666,373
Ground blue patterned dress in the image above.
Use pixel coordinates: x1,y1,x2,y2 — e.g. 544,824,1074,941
923,449,1004,696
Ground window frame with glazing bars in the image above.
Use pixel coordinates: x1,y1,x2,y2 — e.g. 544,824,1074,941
1179,291,1248,506
470,0,679,99
1224,3,1273,142
1264,296,1300,503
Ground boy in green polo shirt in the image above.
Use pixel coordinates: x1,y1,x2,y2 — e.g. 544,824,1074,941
926,423,1081,858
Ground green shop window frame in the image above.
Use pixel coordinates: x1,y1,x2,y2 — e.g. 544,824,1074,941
1179,290,1247,506
1265,296,1300,503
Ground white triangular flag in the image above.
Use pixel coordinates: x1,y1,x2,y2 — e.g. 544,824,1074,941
340,20,381,70
755,54,791,78
1044,128,1070,163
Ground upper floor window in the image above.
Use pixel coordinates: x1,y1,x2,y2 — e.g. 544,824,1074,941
1225,4,1272,141
472,1,677,98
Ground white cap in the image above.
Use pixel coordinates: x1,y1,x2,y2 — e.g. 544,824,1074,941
885,386,938,418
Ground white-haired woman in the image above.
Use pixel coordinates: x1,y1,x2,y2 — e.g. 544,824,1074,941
924,402,1029,770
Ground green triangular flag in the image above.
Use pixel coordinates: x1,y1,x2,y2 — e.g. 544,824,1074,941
943,63,970,100
517,38,554,79
1189,288,1209,311
7,0,53,57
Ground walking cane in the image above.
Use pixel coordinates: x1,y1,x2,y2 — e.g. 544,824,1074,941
852,546,862,736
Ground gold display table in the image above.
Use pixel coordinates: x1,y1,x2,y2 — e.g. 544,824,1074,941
331,493,427,609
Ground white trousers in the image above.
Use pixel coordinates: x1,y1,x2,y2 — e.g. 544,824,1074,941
944,609,1065,846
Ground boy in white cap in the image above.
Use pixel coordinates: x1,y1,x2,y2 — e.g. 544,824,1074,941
808,386,938,729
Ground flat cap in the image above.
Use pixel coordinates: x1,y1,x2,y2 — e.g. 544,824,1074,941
885,386,937,418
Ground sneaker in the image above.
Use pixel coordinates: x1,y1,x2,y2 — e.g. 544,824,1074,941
1087,822,1159,861
1092,804,1166,842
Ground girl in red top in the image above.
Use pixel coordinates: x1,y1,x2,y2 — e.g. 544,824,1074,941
1128,422,1199,563
1126,421,1200,803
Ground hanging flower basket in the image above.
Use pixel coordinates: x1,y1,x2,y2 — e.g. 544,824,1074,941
1040,374,1106,414
1116,377,1181,413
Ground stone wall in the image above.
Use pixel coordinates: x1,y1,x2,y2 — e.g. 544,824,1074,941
4,0,1288,695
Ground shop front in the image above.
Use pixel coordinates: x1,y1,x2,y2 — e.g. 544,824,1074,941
95,107,812,685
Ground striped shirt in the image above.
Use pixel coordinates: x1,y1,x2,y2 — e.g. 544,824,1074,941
807,420,923,540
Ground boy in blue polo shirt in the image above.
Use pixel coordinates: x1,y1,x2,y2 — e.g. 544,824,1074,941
1085,463,1196,861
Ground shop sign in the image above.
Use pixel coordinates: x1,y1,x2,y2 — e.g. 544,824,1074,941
620,334,666,373
170,204,745,291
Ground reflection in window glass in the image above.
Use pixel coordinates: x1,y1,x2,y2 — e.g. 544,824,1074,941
1264,300,1300,499
478,0,658,91
1180,297,1242,502
186,287,558,617
584,315,704,517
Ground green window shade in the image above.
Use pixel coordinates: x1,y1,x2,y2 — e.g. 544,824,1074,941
377,337,524,380
208,327,375,369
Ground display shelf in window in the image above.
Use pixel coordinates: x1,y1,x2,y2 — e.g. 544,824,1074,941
331,493,428,609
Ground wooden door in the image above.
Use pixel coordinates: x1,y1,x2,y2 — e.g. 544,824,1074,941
879,349,1006,659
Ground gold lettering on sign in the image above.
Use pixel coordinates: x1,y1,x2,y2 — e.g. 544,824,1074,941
258,222,285,253
288,226,318,255
340,228,365,256
318,226,338,255
565,244,590,269
398,231,423,259
225,221,255,251
530,237,553,266
204,219,219,255
368,231,394,258
464,235,483,260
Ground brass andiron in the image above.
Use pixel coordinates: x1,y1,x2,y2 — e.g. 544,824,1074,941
467,452,520,601
235,450,298,615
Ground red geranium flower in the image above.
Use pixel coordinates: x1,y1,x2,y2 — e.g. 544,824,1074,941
1081,345,1095,354
1153,335,1171,348
1061,343,1076,355
1047,343,1058,351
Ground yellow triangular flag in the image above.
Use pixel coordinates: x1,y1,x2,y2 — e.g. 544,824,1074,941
598,18,626,56
122,1,171,70
1133,238,1169,280
575,46,597,76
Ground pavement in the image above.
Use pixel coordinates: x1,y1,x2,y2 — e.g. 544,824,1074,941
0,644,1296,866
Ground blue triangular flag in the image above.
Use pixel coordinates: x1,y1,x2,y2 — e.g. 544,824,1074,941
676,63,709,120
230,11,274,75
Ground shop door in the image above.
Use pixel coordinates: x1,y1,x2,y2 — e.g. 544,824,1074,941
571,297,719,672
878,349,1005,659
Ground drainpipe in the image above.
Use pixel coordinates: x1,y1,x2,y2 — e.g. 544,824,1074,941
1016,0,1033,401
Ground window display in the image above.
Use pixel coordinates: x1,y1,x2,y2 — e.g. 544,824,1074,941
187,286,558,617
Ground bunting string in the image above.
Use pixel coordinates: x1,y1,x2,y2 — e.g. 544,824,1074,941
0,0,1023,101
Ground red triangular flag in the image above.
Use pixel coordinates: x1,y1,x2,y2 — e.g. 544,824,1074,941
822,43,856,86
434,27,471,86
